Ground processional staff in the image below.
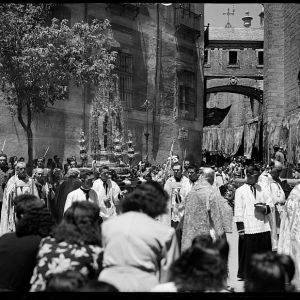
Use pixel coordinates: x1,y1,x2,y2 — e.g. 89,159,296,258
1,139,6,154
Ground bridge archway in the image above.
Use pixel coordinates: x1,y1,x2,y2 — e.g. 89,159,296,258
206,85,263,104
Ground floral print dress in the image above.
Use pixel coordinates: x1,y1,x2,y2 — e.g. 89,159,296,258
30,237,103,292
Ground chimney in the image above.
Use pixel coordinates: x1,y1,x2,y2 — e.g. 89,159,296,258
259,5,264,27
242,11,253,28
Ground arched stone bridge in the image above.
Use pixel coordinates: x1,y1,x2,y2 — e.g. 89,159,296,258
206,85,263,104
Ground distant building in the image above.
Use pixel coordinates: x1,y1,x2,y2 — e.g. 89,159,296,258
203,10,264,160
0,3,205,165
263,3,300,164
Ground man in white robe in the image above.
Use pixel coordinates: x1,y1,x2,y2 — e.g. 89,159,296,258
234,165,274,280
64,169,100,214
92,166,121,221
0,162,39,236
159,163,191,228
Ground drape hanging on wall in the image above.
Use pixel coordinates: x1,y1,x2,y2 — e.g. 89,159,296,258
224,128,233,154
231,125,244,156
202,129,207,150
203,125,243,155
244,122,258,159
211,128,218,151
216,128,224,152
254,121,261,153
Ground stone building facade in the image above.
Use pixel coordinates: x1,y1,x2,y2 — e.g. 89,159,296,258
263,3,300,164
203,17,264,159
0,3,205,165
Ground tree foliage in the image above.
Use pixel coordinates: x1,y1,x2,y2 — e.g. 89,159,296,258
0,3,118,167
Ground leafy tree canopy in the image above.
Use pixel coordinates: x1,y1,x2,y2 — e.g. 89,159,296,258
0,3,118,168
0,3,118,115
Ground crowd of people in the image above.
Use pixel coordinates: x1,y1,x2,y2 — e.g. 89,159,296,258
0,144,299,292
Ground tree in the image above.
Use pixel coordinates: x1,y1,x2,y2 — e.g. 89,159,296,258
0,3,118,170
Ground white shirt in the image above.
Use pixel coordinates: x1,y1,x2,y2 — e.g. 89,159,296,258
151,282,177,292
92,178,121,220
64,187,99,213
163,175,191,223
234,183,274,234
99,211,179,292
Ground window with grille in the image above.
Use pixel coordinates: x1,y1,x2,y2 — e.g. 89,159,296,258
178,71,196,120
116,52,133,108
228,51,238,65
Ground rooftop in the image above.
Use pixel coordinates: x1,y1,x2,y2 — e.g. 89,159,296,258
209,27,264,41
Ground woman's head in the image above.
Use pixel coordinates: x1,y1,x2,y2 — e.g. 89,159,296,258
245,252,286,292
121,181,169,218
16,205,55,238
13,194,44,223
276,254,295,284
53,201,102,246
170,235,228,292
45,270,87,292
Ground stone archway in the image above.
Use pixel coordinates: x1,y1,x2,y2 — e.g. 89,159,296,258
206,84,263,104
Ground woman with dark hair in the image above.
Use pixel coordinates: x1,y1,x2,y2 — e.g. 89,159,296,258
99,181,179,292
152,234,229,292
45,270,87,292
0,195,55,292
245,252,286,292
277,254,296,291
78,280,119,292
30,201,103,292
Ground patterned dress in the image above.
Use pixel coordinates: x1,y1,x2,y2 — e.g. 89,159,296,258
30,237,103,292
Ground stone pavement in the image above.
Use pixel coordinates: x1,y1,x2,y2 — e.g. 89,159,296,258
226,221,244,292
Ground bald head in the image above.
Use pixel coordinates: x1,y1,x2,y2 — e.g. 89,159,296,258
273,160,283,171
16,162,26,170
16,162,27,179
202,167,215,185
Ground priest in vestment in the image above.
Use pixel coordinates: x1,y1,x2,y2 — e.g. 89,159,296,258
278,183,300,290
0,162,39,236
181,168,232,252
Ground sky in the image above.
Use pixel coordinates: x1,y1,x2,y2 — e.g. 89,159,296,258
204,3,263,28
